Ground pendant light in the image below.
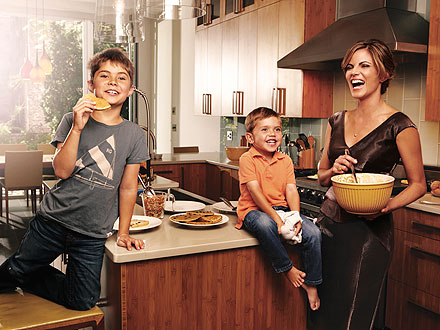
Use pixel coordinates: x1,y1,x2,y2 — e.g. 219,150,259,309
95,0,146,43
145,0,206,20
20,0,33,80
38,0,52,75
30,0,45,84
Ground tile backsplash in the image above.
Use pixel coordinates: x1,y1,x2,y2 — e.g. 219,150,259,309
220,116,326,167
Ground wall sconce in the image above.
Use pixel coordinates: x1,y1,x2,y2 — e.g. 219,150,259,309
145,0,206,20
95,0,146,43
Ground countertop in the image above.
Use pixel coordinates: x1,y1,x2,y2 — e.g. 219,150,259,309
151,152,239,170
406,193,440,215
105,204,257,263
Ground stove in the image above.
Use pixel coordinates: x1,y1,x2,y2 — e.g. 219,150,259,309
294,170,328,219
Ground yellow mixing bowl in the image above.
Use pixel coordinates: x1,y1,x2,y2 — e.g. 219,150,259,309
331,173,395,215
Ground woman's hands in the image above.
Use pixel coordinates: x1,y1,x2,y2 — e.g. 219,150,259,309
72,97,96,132
116,233,145,251
331,152,358,175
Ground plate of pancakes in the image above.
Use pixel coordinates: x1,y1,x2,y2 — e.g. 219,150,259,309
169,210,229,227
113,215,162,232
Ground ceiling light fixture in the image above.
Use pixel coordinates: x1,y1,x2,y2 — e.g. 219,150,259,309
145,0,206,20
38,0,52,75
30,0,45,84
95,0,146,43
20,0,33,80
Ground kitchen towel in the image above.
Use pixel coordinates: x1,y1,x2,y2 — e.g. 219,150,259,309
277,210,303,245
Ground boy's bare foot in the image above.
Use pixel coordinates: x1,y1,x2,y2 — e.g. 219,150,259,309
285,266,305,288
301,283,320,311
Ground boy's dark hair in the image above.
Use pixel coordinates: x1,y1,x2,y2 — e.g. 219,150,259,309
245,107,280,133
88,48,134,84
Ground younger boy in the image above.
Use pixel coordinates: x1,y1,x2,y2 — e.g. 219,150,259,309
0,48,148,310
236,107,322,310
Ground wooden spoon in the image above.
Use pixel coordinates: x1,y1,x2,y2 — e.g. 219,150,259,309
307,136,315,149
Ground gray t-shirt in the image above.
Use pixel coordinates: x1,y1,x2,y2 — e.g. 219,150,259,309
39,113,149,238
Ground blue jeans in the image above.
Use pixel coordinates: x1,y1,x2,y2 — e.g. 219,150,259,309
0,213,106,310
243,206,322,285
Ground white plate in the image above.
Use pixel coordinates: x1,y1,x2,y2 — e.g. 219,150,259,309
113,215,162,232
164,201,206,212
169,213,229,228
211,201,238,213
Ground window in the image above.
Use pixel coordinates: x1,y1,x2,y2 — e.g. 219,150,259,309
0,13,130,149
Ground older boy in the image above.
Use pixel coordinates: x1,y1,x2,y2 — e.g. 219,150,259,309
0,48,148,310
236,107,322,310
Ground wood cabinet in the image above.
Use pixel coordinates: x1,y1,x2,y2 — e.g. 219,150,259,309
194,25,222,116
196,0,307,117
277,0,305,117
386,208,440,329
425,0,440,121
152,163,206,196
301,0,335,118
205,164,240,201
221,11,257,116
106,245,306,330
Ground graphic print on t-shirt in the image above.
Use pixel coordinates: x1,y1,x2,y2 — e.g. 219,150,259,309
73,135,116,190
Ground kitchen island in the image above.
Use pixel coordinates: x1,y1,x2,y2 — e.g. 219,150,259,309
104,204,307,330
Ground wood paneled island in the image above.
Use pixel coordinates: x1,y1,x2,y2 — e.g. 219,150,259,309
104,205,307,330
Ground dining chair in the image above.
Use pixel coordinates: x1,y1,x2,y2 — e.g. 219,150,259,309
37,143,56,155
0,150,43,224
173,146,199,153
0,144,27,155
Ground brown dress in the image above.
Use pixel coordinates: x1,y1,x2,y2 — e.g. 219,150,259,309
310,111,416,330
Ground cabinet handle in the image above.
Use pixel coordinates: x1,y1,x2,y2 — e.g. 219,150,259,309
155,170,173,174
272,88,277,112
407,299,440,317
412,221,440,232
238,91,243,115
181,166,184,188
204,3,212,25
410,246,440,260
233,0,243,14
278,88,286,115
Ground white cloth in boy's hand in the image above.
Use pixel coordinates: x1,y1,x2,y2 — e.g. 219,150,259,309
277,210,303,245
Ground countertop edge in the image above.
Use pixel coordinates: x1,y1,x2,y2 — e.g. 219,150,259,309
105,236,259,263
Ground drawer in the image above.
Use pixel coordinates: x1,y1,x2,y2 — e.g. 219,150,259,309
389,229,440,297
393,208,440,241
386,278,440,330
389,229,440,296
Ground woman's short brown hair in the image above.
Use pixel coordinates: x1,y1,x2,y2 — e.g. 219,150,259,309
88,48,134,84
245,107,280,133
341,39,395,94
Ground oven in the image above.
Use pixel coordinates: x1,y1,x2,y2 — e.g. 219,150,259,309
294,171,328,220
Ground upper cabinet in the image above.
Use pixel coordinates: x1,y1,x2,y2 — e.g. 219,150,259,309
195,0,329,117
425,0,440,121
194,25,223,115
221,12,257,116
302,0,335,118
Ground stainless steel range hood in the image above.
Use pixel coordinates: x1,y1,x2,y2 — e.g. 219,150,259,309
278,0,429,71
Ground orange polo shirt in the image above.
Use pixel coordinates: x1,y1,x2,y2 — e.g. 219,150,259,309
236,147,296,229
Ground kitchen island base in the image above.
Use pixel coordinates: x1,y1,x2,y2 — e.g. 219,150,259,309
105,246,307,330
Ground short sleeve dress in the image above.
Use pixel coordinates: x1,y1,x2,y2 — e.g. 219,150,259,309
310,110,416,330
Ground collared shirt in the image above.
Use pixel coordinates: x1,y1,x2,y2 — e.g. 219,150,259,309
236,146,296,229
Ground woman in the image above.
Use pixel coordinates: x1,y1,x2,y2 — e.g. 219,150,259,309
311,39,426,330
